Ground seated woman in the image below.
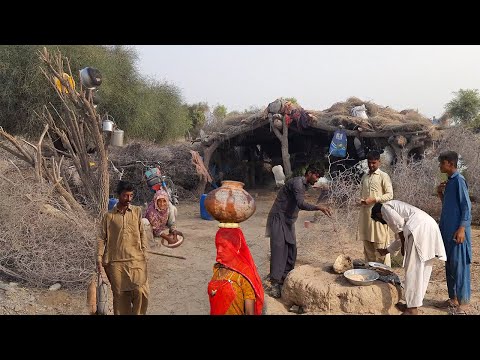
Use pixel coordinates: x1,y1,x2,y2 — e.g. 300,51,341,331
145,189,183,248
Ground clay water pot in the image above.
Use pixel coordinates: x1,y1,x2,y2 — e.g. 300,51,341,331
204,180,256,223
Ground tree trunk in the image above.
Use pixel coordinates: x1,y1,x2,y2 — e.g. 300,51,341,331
272,116,292,178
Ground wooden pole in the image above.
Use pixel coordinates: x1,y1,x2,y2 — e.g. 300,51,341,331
147,250,186,260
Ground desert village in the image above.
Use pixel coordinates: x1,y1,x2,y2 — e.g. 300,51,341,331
1,47,479,315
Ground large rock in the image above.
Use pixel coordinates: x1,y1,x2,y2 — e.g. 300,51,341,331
282,265,401,314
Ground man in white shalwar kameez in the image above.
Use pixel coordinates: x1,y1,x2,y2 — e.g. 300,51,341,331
371,200,447,315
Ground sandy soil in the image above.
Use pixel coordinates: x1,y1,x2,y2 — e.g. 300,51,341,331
2,187,479,315
144,188,480,315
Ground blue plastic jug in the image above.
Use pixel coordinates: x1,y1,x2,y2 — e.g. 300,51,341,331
200,194,214,220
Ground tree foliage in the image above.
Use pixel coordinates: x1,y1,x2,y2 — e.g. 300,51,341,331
445,89,480,129
128,79,189,142
185,102,209,138
213,104,227,120
0,45,190,143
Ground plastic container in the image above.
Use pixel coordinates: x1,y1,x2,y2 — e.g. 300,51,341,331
272,165,285,186
108,196,118,211
200,193,214,220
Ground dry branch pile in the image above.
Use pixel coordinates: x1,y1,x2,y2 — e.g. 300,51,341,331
0,159,96,288
108,141,199,204
390,155,441,218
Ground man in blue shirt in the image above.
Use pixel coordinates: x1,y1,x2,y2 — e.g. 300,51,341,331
437,151,472,314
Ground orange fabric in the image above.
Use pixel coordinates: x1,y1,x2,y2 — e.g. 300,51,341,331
208,265,256,315
212,228,264,315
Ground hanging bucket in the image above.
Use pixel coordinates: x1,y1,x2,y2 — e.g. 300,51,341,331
80,67,103,89
111,129,124,146
102,119,114,132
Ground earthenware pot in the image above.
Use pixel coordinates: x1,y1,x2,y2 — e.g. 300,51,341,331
204,180,256,223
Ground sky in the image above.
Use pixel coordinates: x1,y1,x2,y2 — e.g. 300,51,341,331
131,45,480,119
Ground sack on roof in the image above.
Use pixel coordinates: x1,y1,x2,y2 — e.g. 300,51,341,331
351,104,368,119
267,98,285,114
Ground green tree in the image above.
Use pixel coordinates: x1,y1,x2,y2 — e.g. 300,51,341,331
0,45,190,143
0,45,57,135
445,89,480,126
186,102,209,138
285,97,298,104
213,104,227,120
128,79,189,143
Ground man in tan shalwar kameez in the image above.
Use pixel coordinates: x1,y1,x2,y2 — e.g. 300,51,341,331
357,150,393,266
97,180,149,315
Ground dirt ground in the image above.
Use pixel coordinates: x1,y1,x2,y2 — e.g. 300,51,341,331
2,187,479,315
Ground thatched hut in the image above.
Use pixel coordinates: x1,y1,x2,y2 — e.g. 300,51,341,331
109,97,442,200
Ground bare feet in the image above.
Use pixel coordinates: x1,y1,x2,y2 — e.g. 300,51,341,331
435,298,459,309
395,302,407,312
453,304,470,315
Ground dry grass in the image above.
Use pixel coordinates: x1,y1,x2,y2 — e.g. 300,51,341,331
387,125,480,223
435,126,480,195
0,158,96,289
390,155,441,219
203,111,261,130
315,156,362,246
310,97,433,132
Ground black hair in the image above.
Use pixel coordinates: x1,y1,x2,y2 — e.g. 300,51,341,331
370,202,387,224
116,180,134,196
305,164,324,176
438,151,458,168
366,150,381,161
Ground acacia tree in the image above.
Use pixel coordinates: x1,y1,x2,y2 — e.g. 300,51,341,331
445,89,480,130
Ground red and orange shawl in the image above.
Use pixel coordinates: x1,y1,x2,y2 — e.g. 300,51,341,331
209,228,264,315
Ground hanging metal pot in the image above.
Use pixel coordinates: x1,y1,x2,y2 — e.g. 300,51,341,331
102,119,114,132
102,114,115,132
80,67,103,89
111,129,124,146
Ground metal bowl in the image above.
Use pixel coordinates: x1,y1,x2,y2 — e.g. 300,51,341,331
344,269,379,286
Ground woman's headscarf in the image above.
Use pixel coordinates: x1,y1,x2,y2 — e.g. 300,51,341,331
145,189,170,236
214,228,264,315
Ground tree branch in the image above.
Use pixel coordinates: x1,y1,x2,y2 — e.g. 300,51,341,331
35,124,49,182
0,128,35,165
